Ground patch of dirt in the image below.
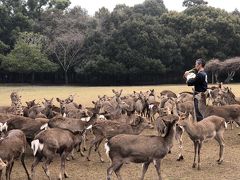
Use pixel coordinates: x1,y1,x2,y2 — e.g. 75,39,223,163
5,127,240,180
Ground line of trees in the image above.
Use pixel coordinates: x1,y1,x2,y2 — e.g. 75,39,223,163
0,0,240,85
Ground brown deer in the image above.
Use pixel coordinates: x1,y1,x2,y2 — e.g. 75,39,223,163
0,129,30,180
195,92,240,127
105,116,178,180
31,128,85,180
86,115,153,162
178,113,226,170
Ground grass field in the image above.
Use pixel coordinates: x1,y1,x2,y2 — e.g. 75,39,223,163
0,84,240,180
1,83,240,107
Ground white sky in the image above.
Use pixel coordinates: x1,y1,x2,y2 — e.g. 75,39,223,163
70,0,240,16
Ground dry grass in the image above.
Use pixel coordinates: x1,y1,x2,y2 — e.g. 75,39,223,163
1,84,240,107
0,84,240,180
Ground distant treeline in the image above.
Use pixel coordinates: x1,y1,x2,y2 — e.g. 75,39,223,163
0,0,240,85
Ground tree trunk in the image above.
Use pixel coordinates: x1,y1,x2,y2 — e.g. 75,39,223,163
21,73,24,83
31,72,35,84
211,72,214,84
224,71,235,83
64,71,68,84
215,73,219,83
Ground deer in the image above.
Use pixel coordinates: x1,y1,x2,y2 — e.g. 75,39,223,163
0,92,24,116
30,127,85,180
48,113,98,159
177,113,227,170
23,99,37,117
105,115,178,180
195,92,240,129
86,115,153,162
0,129,30,180
160,90,177,98
155,107,185,161
4,115,49,144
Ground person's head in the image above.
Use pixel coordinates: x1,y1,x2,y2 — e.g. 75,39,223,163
195,58,205,71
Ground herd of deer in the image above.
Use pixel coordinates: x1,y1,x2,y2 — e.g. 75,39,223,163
0,83,240,180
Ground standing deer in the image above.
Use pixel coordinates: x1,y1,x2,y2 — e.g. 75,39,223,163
178,113,226,170
105,116,178,180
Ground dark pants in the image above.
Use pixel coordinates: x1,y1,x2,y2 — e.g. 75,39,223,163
194,98,203,121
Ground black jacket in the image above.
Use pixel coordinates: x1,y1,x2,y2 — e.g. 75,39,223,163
187,71,208,93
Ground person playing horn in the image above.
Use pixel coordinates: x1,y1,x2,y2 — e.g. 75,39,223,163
184,58,208,121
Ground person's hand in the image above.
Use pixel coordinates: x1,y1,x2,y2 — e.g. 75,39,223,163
183,71,189,79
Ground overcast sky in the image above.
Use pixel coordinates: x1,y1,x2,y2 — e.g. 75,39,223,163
70,0,240,16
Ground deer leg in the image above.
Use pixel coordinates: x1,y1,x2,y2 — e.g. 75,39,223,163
5,163,10,180
215,133,225,164
71,149,76,160
114,162,123,180
6,161,13,180
140,161,150,180
153,159,162,180
176,127,184,161
63,153,69,178
235,118,240,135
9,161,14,180
107,161,123,180
0,170,2,180
235,121,239,128
86,136,103,161
66,149,73,161
31,154,42,180
177,138,184,161
94,138,104,162
59,152,68,180
107,159,123,180
82,133,87,151
73,139,84,157
42,158,53,180
20,153,30,180
197,142,202,170
192,141,198,168
77,141,85,157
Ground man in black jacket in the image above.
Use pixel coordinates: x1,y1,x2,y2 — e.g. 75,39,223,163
184,58,208,121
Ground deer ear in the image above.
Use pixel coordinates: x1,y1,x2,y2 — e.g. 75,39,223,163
161,121,168,137
79,104,82,109
56,98,60,102
204,91,209,96
112,89,116,93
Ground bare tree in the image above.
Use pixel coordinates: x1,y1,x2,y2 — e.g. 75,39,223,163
222,57,240,83
205,59,223,83
49,32,84,84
